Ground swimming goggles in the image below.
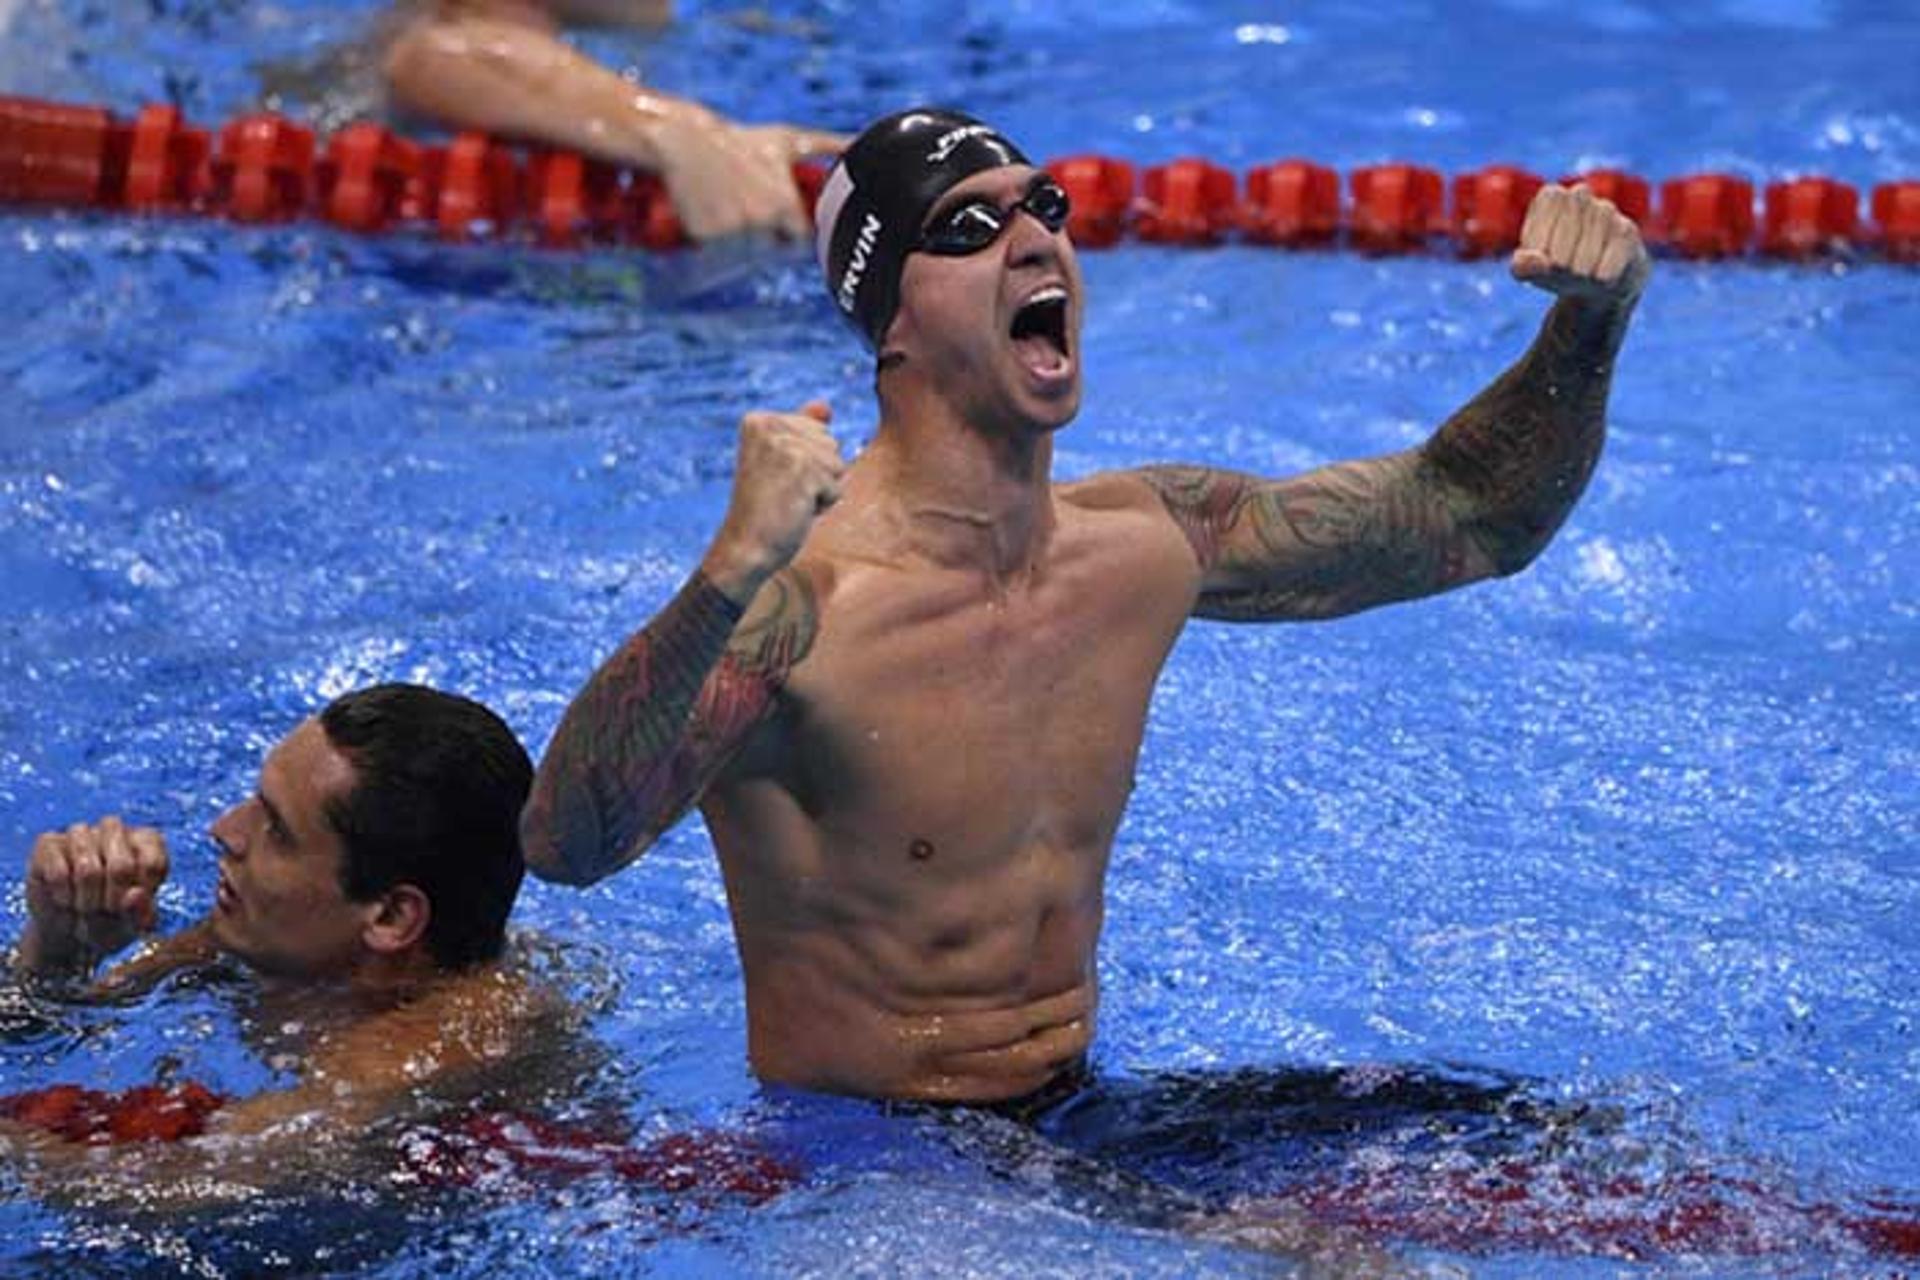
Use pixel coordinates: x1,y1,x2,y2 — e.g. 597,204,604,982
916,176,1073,256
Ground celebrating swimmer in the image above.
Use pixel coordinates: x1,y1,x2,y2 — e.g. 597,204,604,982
3,685,554,1203
522,108,1652,1104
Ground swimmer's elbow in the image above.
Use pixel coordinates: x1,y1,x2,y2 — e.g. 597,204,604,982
522,836,616,887
379,16,452,114
1468,522,1553,580
380,11,523,117
520,801,628,887
518,805,599,886
522,841,595,887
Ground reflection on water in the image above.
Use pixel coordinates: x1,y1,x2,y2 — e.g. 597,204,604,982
0,984,84,1051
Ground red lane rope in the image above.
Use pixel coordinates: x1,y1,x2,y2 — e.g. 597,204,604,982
5,1079,1919,1259
1274,1156,1920,1262
0,1080,798,1201
1,95,1916,261
395,1110,799,1203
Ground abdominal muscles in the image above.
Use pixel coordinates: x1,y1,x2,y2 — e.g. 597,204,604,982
725,830,1110,1104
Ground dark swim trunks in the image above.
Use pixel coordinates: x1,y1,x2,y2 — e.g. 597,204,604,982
918,1060,1577,1226
887,1067,1920,1262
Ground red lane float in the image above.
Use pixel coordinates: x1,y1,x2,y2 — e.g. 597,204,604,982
1242,159,1340,247
1046,154,1136,248
318,123,416,233
792,160,828,222
1,1081,225,1144
1657,173,1756,258
1136,157,1237,244
3,95,1917,264
1871,180,1920,261
1762,176,1858,257
527,148,622,248
436,131,521,241
1452,164,1546,257
0,96,126,206
125,104,211,212
210,113,315,224
1350,163,1446,254
398,143,445,224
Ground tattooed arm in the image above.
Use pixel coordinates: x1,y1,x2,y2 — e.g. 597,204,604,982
523,403,845,885
1138,184,1649,622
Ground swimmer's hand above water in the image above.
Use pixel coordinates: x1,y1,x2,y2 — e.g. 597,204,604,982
653,112,848,243
701,401,846,605
1510,183,1651,308
17,818,169,978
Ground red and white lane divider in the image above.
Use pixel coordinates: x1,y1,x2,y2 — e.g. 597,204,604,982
3,96,1916,261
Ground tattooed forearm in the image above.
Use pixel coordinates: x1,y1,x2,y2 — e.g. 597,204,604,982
521,569,816,885
1422,296,1635,574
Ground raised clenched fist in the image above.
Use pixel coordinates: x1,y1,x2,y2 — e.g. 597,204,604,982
1511,183,1651,307
20,816,170,973
702,400,846,602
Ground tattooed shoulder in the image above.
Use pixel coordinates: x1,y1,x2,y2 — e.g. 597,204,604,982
1135,464,1257,570
725,567,820,678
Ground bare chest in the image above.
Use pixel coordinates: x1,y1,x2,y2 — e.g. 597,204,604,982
769,564,1186,861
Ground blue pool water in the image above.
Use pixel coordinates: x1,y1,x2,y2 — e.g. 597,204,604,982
2,1,1916,1275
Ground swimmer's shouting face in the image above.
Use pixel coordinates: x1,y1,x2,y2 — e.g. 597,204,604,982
887,163,1085,433
816,108,1085,433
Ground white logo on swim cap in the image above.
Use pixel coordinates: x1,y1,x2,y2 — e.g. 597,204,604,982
837,212,884,313
926,123,995,165
815,164,856,277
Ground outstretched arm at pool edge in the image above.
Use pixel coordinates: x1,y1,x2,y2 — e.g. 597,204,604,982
381,1,846,241
521,404,843,886
1136,183,1650,620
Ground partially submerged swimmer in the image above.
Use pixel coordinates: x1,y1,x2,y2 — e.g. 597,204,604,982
254,1,845,241
378,0,846,241
522,109,1650,1104
2,684,557,1205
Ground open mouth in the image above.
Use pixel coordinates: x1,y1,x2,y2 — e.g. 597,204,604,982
215,868,238,914
1010,286,1072,373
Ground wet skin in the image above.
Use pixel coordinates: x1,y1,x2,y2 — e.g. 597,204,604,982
7,720,557,1205
524,172,1648,1103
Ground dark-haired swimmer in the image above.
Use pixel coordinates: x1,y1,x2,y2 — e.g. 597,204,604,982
523,109,1650,1104
2,684,559,1207
378,0,846,241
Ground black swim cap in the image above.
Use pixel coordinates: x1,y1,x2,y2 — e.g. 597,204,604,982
815,108,1029,351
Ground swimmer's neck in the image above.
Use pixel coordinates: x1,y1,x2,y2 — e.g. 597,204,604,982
858,412,1057,582
244,944,447,1008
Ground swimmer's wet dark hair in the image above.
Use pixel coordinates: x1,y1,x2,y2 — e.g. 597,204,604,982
816,106,1029,352
319,683,531,970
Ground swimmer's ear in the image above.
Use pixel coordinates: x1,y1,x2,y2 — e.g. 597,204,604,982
362,884,430,958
